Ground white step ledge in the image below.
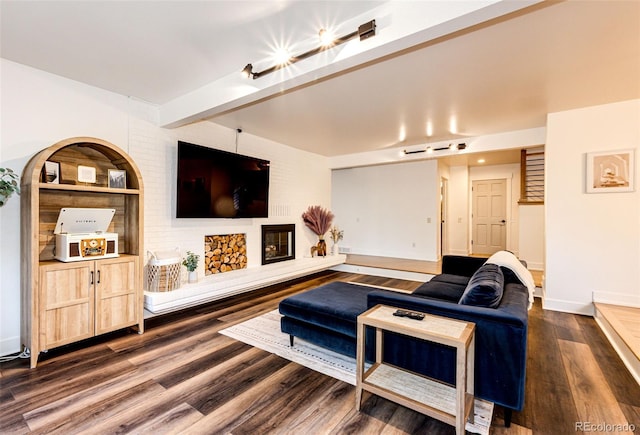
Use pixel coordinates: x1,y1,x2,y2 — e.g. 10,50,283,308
144,255,346,315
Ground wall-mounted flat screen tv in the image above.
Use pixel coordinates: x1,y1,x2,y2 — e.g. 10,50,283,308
176,141,270,218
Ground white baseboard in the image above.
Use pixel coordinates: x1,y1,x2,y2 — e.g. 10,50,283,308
332,264,433,282
594,310,640,386
0,336,22,357
541,297,594,316
446,249,469,256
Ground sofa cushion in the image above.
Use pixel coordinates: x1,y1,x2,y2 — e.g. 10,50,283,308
430,273,471,287
412,279,466,302
459,263,504,308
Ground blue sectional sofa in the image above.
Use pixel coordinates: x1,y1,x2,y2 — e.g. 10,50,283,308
279,254,532,426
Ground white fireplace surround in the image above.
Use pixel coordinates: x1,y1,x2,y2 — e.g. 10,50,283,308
144,254,346,315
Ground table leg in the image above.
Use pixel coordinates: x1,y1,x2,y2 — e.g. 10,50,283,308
355,320,365,411
467,334,475,424
456,344,466,434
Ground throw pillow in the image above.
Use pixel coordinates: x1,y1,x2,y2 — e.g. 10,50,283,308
459,263,504,308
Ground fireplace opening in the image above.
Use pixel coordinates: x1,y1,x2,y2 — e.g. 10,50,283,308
262,224,295,265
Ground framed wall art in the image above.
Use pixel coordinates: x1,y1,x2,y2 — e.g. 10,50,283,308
77,165,97,184
44,161,60,184
586,149,635,193
108,169,126,189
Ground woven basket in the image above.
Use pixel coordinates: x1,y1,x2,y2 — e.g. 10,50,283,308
145,249,181,292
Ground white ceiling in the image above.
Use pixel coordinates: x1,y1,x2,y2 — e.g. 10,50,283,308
2,1,639,158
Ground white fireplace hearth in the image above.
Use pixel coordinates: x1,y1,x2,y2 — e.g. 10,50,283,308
144,254,346,315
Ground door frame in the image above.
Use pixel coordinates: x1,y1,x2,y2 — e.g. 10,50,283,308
440,177,449,257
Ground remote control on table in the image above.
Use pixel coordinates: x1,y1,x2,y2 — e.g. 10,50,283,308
393,309,425,320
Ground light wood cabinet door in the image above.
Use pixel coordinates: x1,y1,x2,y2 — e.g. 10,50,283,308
39,262,94,350
95,257,138,335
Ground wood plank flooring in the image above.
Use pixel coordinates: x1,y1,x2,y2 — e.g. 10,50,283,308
2,270,639,434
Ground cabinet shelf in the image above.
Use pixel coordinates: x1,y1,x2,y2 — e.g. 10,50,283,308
39,183,140,195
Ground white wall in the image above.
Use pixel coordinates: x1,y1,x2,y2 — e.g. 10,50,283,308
519,204,544,270
127,103,331,272
331,160,440,261
0,59,330,356
545,99,640,314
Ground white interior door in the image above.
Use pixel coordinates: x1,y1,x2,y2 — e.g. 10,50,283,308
472,179,507,255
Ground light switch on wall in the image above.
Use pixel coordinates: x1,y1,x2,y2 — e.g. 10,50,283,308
427,217,431,223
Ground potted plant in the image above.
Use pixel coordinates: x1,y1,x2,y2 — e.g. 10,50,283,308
302,205,334,257
182,250,200,283
0,168,20,207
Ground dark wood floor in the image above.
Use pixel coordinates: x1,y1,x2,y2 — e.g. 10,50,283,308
1,270,639,434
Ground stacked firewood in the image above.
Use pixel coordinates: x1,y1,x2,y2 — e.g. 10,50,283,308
204,234,247,274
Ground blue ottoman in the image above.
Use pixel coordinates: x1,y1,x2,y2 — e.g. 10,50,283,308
279,282,373,357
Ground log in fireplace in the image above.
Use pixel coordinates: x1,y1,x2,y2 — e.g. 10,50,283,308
262,224,295,265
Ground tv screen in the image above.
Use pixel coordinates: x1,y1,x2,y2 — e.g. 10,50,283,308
176,141,270,218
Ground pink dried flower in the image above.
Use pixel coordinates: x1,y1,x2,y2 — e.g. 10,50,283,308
301,205,334,236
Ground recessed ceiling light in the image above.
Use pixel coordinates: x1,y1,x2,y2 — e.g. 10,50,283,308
449,116,458,134
478,158,486,164
398,125,406,142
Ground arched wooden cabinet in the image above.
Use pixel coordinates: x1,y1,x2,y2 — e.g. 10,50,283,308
21,137,144,368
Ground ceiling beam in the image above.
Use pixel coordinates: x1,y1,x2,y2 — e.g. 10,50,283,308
158,0,542,129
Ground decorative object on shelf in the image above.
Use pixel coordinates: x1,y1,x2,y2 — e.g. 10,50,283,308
586,149,635,193
44,161,60,184
77,165,97,183
182,250,200,283
108,169,127,189
302,205,334,257
0,167,20,207
329,226,344,255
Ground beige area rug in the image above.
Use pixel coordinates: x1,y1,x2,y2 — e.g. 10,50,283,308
219,309,493,435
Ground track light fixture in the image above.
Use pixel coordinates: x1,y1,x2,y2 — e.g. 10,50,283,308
242,19,376,79
403,143,467,156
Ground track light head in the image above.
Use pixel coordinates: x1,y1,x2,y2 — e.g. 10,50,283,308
241,64,254,79
319,28,335,46
358,20,376,40
457,143,467,150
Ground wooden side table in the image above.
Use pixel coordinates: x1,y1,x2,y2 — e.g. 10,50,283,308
355,305,476,435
